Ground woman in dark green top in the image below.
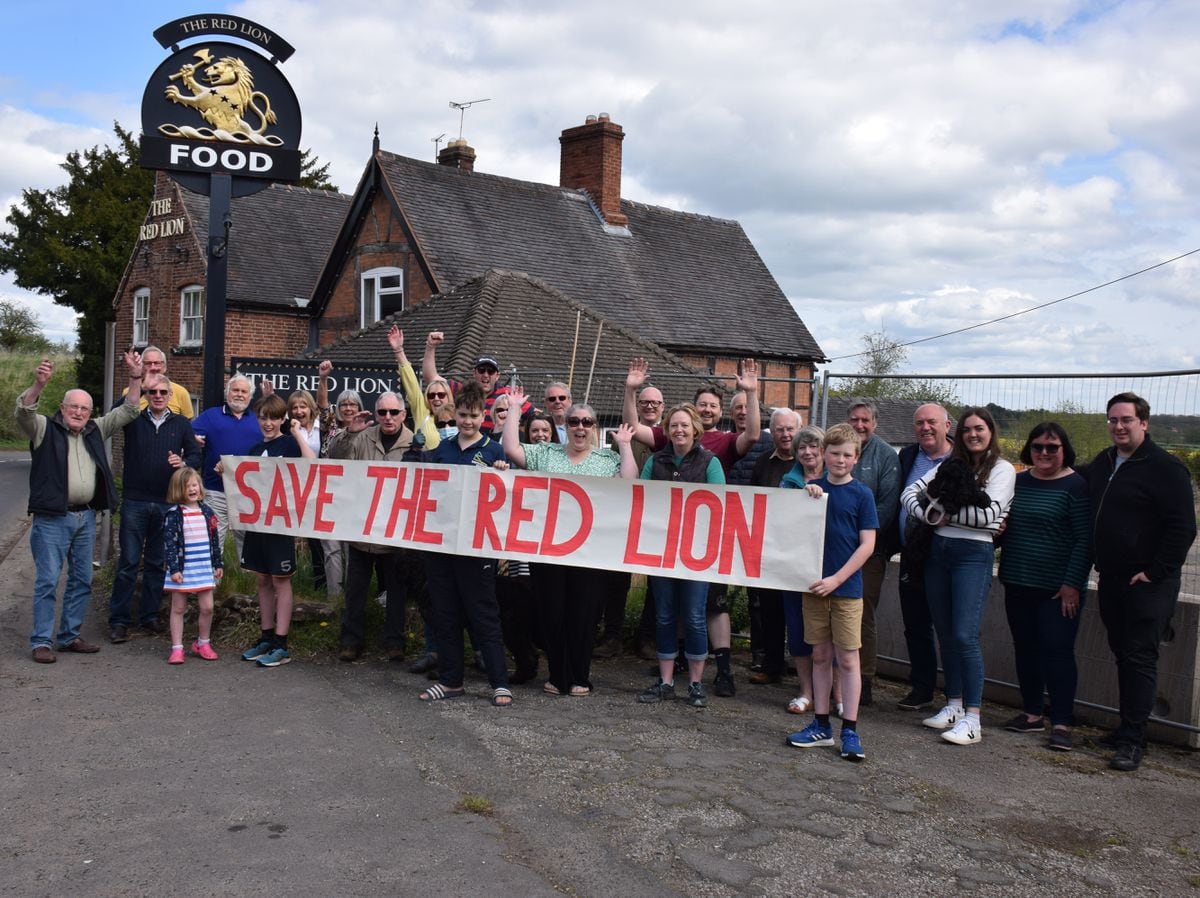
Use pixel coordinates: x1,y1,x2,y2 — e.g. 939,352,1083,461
998,422,1090,751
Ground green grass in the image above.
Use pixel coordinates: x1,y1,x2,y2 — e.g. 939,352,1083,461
0,351,80,447
455,794,495,816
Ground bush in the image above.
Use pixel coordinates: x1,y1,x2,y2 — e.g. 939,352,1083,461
0,351,80,446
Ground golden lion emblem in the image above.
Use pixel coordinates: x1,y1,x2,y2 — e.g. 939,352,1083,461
160,49,282,146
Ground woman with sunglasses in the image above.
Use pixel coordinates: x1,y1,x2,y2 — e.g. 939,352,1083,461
901,407,1015,746
997,423,1090,751
501,386,637,697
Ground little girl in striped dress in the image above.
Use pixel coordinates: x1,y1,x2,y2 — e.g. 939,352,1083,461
163,467,224,665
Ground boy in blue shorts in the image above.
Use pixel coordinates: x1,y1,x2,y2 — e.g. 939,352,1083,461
786,423,878,761
237,394,316,668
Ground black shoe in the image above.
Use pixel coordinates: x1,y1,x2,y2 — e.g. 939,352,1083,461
408,652,438,674
1003,713,1046,734
897,689,934,711
109,625,129,644
1097,729,1122,749
140,618,166,635
1048,729,1073,752
338,645,361,662
1109,743,1143,772
860,678,873,707
713,671,736,697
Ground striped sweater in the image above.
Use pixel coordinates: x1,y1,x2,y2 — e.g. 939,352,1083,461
998,471,1091,592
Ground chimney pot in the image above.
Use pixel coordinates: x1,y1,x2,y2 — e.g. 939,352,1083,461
598,112,610,122
585,114,597,124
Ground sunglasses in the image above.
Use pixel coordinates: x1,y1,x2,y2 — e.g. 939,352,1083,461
475,366,498,374
1030,442,1062,454
377,408,404,417
546,394,569,402
567,417,596,428
146,389,170,396
426,391,447,399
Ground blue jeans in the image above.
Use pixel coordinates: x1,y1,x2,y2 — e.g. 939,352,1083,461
1004,583,1084,726
30,510,96,648
925,534,994,707
650,576,708,662
108,499,168,628
782,590,813,658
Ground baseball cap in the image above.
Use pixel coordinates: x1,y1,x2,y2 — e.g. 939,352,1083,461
474,354,500,370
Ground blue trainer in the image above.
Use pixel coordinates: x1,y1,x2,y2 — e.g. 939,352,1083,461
256,646,291,667
241,639,274,662
786,719,834,748
840,729,866,761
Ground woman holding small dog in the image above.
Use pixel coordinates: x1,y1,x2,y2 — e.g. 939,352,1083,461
997,423,1090,751
901,407,1015,746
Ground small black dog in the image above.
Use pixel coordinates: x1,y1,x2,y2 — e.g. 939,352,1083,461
904,457,992,569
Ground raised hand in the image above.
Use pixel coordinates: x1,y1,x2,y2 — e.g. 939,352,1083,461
387,325,405,354
123,348,144,379
318,360,333,377
347,410,372,434
626,358,649,390
34,358,53,387
736,358,759,392
260,378,275,398
613,422,635,446
426,330,444,348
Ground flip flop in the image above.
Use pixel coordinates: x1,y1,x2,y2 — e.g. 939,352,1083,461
543,682,562,695
568,685,591,697
492,687,514,707
787,696,812,714
419,683,465,702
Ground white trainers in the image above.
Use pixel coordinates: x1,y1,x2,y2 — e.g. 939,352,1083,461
922,705,961,730
941,717,982,745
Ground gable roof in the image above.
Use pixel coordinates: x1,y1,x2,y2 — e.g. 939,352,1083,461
315,151,825,362
177,182,352,311
311,268,726,417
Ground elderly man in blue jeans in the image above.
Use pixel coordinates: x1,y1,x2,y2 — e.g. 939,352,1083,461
16,351,144,663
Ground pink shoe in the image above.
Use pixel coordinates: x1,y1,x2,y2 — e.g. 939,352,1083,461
168,647,185,665
191,641,219,661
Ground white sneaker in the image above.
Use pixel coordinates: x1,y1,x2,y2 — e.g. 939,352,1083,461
941,717,982,745
922,705,961,730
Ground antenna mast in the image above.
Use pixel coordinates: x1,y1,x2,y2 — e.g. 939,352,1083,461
448,98,491,140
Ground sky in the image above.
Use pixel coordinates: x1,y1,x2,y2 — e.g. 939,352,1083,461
2,0,1198,380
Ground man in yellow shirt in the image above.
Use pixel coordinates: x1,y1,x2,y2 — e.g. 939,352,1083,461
123,346,194,417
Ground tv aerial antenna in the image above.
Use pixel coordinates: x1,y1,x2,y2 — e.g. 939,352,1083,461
431,133,446,159
448,98,491,140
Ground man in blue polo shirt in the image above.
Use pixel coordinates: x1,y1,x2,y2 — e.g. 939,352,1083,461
191,374,261,555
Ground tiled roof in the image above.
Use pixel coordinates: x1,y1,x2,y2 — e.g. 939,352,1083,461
367,152,825,362
178,183,351,310
311,268,728,418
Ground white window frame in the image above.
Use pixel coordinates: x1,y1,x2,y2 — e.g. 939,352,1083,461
180,285,204,346
132,288,150,346
360,266,404,329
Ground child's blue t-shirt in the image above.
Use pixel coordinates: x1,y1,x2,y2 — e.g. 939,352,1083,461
814,475,879,599
430,434,506,468
248,433,302,458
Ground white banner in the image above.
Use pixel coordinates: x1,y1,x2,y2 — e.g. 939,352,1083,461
221,457,825,590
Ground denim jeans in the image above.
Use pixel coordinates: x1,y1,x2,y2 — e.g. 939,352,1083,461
650,576,708,662
30,510,96,648
898,552,939,696
782,590,813,658
1003,583,1084,726
109,498,168,628
924,534,995,708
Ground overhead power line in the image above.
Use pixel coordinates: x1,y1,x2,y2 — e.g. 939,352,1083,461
828,246,1200,362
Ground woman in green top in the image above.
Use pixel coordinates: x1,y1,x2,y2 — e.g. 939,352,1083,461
502,386,637,696
998,422,1090,752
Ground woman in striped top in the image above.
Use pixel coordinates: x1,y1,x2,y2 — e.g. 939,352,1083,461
163,467,224,665
997,423,1090,751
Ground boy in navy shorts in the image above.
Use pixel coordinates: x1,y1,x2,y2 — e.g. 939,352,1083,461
238,394,316,667
786,423,878,760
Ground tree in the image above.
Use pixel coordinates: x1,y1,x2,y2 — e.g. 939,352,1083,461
298,149,337,191
0,123,153,396
0,297,51,351
834,330,958,405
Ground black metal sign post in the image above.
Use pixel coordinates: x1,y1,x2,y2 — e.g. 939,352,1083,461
139,15,302,409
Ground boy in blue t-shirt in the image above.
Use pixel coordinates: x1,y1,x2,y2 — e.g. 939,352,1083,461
236,394,316,668
786,423,879,761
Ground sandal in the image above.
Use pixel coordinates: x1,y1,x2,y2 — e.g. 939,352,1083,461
543,682,562,695
569,685,591,697
492,687,514,707
787,696,812,714
419,683,465,702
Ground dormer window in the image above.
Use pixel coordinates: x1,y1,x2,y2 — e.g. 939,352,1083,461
361,267,404,328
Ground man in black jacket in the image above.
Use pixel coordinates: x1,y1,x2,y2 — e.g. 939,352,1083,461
107,372,201,643
1085,392,1196,772
16,351,144,663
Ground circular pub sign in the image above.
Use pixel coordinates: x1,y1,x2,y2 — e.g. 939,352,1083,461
140,16,301,197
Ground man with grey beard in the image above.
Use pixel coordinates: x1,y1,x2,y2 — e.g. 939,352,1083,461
191,374,262,556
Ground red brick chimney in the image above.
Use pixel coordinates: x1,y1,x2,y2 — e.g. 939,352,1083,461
559,113,627,227
438,138,476,172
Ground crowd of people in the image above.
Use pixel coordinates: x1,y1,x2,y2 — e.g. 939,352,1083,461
16,338,1196,772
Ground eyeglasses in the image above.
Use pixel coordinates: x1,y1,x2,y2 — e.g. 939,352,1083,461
638,399,663,407
377,408,404,416
146,389,170,396
567,417,596,428
475,366,498,374
1107,416,1138,427
426,391,447,399
546,394,569,402
1030,442,1062,454
63,404,92,414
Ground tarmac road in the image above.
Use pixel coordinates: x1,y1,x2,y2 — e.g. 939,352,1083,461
2,442,1199,896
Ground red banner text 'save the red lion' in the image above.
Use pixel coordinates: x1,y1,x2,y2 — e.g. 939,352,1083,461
221,457,826,590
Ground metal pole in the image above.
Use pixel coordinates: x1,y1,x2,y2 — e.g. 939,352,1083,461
203,173,232,410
